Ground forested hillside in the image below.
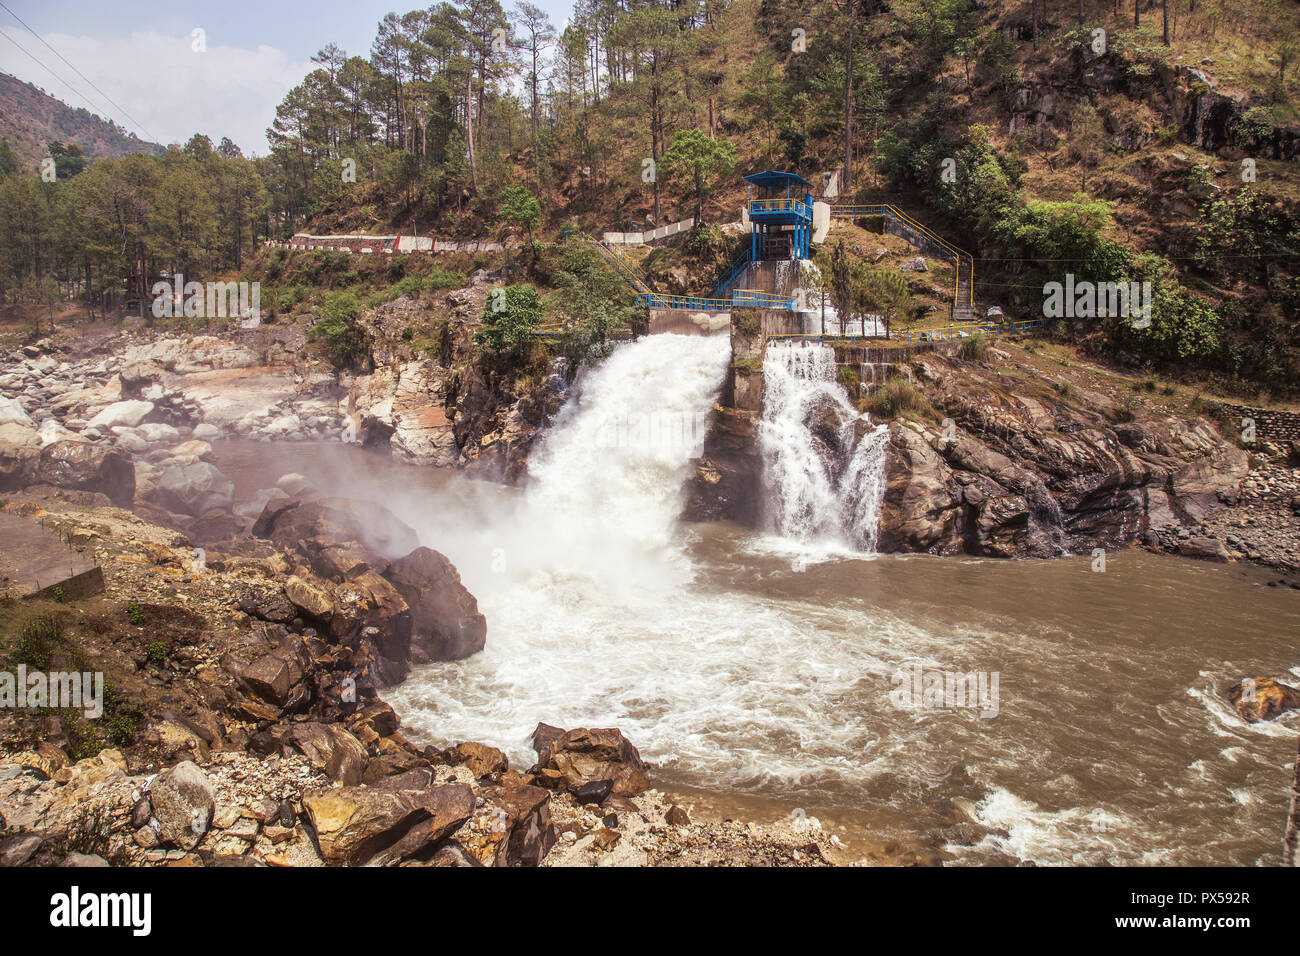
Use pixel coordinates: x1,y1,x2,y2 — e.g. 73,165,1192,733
0,0,1297,393
0,71,162,166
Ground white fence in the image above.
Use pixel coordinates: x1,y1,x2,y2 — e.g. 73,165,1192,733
602,217,695,245
267,234,517,254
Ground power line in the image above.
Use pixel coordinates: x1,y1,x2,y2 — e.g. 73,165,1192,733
0,28,115,126
0,2,160,144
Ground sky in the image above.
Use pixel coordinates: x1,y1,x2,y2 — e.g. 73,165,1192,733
0,0,574,156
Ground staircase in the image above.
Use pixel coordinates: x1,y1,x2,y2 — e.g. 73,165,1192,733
830,204,975,321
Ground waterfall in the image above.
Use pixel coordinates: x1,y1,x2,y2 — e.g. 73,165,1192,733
758,341,889,550
525,331,731,552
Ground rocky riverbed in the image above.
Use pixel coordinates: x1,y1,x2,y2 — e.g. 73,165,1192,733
0,481,848,867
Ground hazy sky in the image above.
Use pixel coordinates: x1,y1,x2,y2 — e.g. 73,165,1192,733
0,0,574,155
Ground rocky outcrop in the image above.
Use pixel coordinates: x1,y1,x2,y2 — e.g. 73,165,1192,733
254,497,420,561
302,768,475,866
681,405,762,524
383,546,487,662
33,440,135,507
1225,678,1300,723
528,725,651,797
874,353,1248,559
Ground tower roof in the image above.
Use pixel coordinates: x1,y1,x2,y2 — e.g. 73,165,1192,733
743,170,813,190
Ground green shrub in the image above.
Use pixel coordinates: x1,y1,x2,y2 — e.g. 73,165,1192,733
836,365,860,389
958,334,990,362
861,378,936,421
125,603,146,626
16,616,60,668
146,641,167,665
474,285,545,366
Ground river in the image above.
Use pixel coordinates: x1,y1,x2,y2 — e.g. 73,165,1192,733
210,333,1299,866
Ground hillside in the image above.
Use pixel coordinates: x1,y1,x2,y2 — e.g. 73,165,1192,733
0,71,162,167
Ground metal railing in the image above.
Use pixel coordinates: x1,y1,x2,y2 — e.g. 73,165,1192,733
714,248,751,296
635,292,733,311
903,317,1045,345
749,198,812,219
580,233,653,294
829,203,975,316
762,317,1045,347
731,289,797,309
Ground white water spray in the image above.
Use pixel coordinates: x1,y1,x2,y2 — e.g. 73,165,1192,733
759,342,889,550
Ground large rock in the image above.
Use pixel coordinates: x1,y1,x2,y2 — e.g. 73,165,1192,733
328,569,412,664
528,725,650,797
155,461,234,515
303,768,475,865
459,785,557,867
220,628,314,712
33,440,135,507
148,760,216,850
0,397,33,428
0,422,41,488
86,399,155,430
253,497,419,560
383,547,486,661
1226,678,1300,723
286,723,369,785
284,571,335,622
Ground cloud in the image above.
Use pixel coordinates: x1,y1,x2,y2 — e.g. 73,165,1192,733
0,29,311,155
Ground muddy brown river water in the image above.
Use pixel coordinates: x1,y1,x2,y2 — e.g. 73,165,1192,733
212,434,1299,866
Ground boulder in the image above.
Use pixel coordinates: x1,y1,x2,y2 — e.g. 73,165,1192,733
284,571,336,622
0,832,43,866
254,497,419,560
463,785,557,867
0,422,41,488
1226,678,1300,723
1179,535,1229,562
139,422,181,444
286,723,369,785
454,741,508,779
32,441,135,507
169,439,213,460
303,769,475,866
383,547,487,661
220,628,314,712
155,461,234,516
0,396,33,428
148,760,215,850
328,570,412,669
528,725,650,797
86,399,155,430
192,423,222,441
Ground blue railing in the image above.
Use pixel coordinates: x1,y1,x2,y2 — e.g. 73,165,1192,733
714,248,751,296
749,198,812,219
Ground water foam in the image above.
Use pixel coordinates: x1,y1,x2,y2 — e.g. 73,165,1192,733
759,341,889,550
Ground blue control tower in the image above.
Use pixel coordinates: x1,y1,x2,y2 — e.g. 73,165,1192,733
744,170,814,261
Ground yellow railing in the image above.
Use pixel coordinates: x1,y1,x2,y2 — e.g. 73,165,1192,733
829,203,974,315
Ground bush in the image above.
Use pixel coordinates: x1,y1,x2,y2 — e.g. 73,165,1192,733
125,603,146,626
958,334,990,362
146,641,167,665
475,284,545,367
15,616,60,668
861,378,936,421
